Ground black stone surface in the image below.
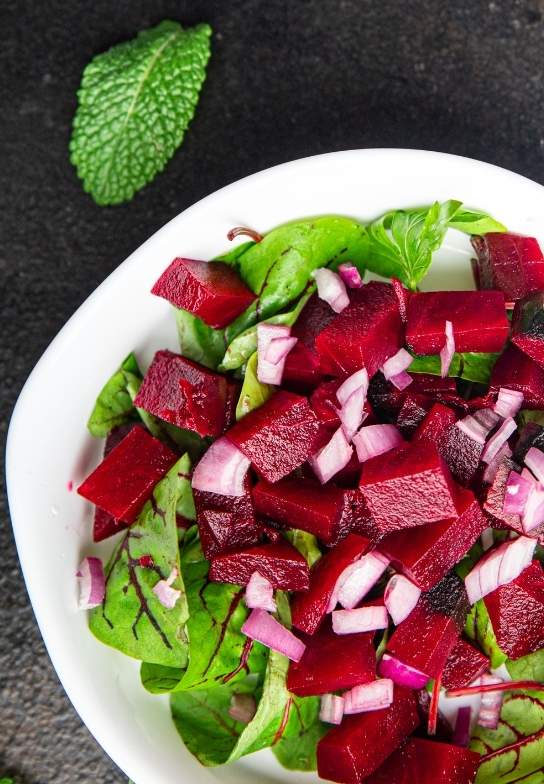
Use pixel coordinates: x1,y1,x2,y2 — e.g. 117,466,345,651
2,0,544,780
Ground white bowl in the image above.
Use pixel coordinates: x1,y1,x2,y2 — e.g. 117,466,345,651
7,149,544,784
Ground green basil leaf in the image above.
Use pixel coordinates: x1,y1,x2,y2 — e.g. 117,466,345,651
284,529,322,567
235,352,273,420
87,352,141,436
465,600,507,670
175,308,226,370
409,351,499,385
89,457,190,667
447,208,507,236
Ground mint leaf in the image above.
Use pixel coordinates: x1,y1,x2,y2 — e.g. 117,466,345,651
236,352,273,420
447,207,507,235
175,308,225,371
409,351,499,385
70,21,211,205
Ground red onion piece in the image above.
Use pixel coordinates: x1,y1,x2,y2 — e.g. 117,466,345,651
228,693,257,724
384,574,421,625
478,674,504,729
525,446,544,483
381,348,413,381
452,706,472,747
319,694,345,725
334,551,390,610
309,426,353,484
332,605,389,635
440,320,455,378
338,386,367,440
464,536,537,604
353,424,404,463
242,608,306,662
336,368,369,407
456,413,494,446
482,417,517,465
522,483,544,533
245,571,276,613
474,408,501,431
312,268,350,313
503,470,533,516
494,387,524,419
389,370,413,391
76,556,105,609
338,263,363,289
257,323,292,385
378,653,429,689
192,437,250,497
152,567,181,609
482,442,512,484
265,335,298,365
344,679,394,714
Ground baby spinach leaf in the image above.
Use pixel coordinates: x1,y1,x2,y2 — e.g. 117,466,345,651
284,529,322,567
175,308,226,370
465,600,508,670
235,352,273,420
87,353,141,436
409,351,499,385
447,207,507,236
215,240,255,266
89,457,189,667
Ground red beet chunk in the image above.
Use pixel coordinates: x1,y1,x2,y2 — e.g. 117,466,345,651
387,573,468,678
310,379,376,434
208,540,309,591
512,290,544,368
225,391,320,482
369,373,457,419
380,488,486,591
151,257,255,328
484,560,544,659
441,638,489,690
134,350,237,437
490,345,544,409
471,232,544,302
282,342,322,388
366,738,480,784
291,533,370,634
78,425,177,524
396,394,432,437
414,403,458,449
194,479,261,559
359,442,458,536
92,425,136,541
283,294,336,387
315,282,403,378
406,290,509,354
287,619,376,696
440,421,484,488
253,476,353,545
316,687,419,784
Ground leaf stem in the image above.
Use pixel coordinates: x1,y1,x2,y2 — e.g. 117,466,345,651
446,680,543,697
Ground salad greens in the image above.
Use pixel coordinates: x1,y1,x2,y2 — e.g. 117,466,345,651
176,308,226,371
409,351,500,385
87,352,142,436
235,352,273,420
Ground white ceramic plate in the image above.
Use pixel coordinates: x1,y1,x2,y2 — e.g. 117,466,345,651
7,149,544,784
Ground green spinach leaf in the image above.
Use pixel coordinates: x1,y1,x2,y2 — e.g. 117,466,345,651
89,457,189,667
175,308,226,370
465,600,507,670
447,207,507,236
284,529,322,567
409,351,499,385
235,352,273,420
215,240,256,266
87,353,141,436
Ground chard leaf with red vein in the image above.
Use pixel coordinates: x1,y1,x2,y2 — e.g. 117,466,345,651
88,457,189,667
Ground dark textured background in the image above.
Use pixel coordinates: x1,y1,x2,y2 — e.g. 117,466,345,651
2,0,544,780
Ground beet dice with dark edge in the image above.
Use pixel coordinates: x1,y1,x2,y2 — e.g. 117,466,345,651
208,540,310,591
194,476,261,559
490,344,544,409
471,232,544,302
441,638,489,691
511,290,544,369
364,737,480,784
283,293,335,388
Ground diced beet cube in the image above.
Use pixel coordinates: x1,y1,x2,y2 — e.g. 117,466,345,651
511,290,544,368
224,390,320,482
291,534,370,634
287,619,376,696
380,488,487,591
406,290,509,354
151,257,255,328
396,394,432,437
315,282,403,378
283,294,336,387
208,540,309,591
316,687,419,784
365,738,480,784
441,638,489,690
471,232,544,302
490,345,544,409
387,573,468,678
194,478,261,559
483,457,524,533
78,425,177,524
252,477,353,545
414,403,458,449
369,372,457,419
484,560,544,659
310,379,376,433
333,453,368,489
134,350,237,437
439,421,484,488
282,342,322,389
92,425,136,542
359,442,458,536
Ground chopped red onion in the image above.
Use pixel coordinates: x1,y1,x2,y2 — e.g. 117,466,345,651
245,571,276,613
242,608,306,662
152,567,181,609
353,424,404,463
257,323,292,385
381,348,413,381
76,556,105,610
525,446,544,484
478,674,504,729
452,706,472,747
456,412,494,446
309,427,353,484
503,470,533,516
228,693,256,724
192,437,250,497
482,442,512,484
338,263,363,289
384,574,421,625
482,417,517,465
389,370,413,391
440,320,455,378
319,694,345,725
334,551,390,610
336,368,369,407
343,679,394,714
378,653,429,689
265,335,298,365
338,386,367,440
474,408,501,431
464,536,537,604
312,268,350,313
332,605,389,635
494,388,524,419
522,483,544,533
